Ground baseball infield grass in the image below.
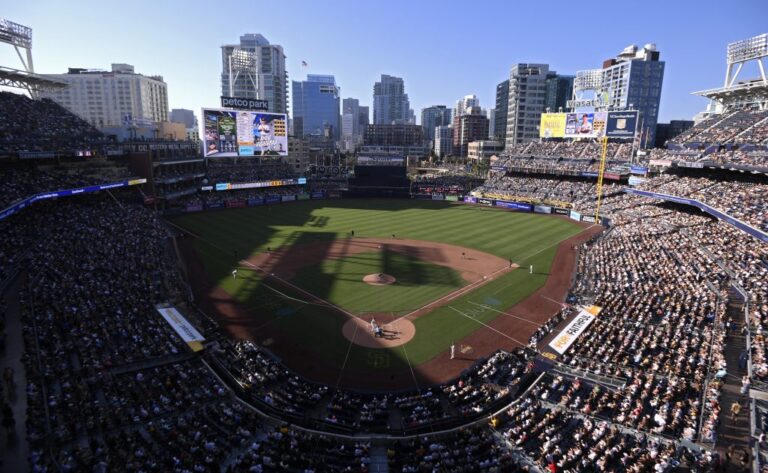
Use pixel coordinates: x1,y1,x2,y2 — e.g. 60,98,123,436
173,199,584,374
290,250,465,314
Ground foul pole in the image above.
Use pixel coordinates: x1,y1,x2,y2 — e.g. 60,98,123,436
593,136,609,222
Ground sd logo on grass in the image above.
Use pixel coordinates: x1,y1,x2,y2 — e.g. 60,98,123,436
366,352,390,369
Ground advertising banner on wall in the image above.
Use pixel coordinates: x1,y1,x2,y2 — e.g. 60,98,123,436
539,113,566,138
548,305,602,354
569,210,582,221
630,165,649,175
495,200,533,212
156,305,206,352
605,111,638,138
534,205,552,214
202,108,287,157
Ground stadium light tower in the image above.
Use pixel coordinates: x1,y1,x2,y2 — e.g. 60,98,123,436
228,48,258,98
0,17,33,72
725,33,768,88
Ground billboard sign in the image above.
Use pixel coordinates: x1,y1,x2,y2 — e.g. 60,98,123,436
548,305,601,354
220,96,269,111
202,108,287,157
495,200,533,212
569,210,582,221
539,113,566,138
605,111,638,138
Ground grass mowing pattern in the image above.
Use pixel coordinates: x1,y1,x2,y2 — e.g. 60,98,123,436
290,250,465,314
173,200,584,373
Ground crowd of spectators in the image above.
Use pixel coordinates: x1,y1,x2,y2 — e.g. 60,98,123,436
410,175,483,195
638,175,768,232
3,152,768,470
672,110,768,145
0,92,106,156
0,166,135,209
206,161,296,183
210,338,535,434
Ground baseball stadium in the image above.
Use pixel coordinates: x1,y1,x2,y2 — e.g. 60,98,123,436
0,9,767,473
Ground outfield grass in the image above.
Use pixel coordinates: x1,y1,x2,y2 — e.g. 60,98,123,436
290,250,465,314
173,199,584,373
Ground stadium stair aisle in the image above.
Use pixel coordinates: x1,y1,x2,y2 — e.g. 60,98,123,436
716,287,751,464
0,273,29,473
368,444,389,473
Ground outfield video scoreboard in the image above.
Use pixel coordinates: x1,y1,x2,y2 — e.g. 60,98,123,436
202,108,288,157
539,111,638,139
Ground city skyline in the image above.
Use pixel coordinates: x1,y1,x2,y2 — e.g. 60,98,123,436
1,0,766,125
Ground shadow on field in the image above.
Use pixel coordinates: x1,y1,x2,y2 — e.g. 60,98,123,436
380,245,463,287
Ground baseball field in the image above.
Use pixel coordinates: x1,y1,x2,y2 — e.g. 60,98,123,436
173,199,597,389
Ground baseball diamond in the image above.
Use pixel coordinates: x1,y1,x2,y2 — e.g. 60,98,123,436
173,199,595,389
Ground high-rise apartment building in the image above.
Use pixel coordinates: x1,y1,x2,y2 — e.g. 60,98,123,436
458,107,489,157
41,63,168,128
505,64,550,147
220,34,287,114
373,75,414,124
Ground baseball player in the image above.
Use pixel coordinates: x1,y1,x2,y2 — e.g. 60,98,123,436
529,264,533,274
450,343,456,360
232,269,238,279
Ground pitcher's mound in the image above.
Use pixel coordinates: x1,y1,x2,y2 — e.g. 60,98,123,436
342,317,416,348
363,273,396,286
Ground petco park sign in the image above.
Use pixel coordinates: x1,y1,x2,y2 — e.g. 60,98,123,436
548,305,602,355
220,96,269,111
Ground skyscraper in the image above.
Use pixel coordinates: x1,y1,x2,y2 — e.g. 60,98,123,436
434,125,453,158
373,75,413,124
359,106,370,130
292,75,341,140
494,80,509,144
220,34,288,114
420,105,452,143
506,64,550,147
342,98,361,136
487,109,496,140
544,75,574,113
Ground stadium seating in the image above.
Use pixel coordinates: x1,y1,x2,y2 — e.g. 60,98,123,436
1,107,767,471
0,92,106,156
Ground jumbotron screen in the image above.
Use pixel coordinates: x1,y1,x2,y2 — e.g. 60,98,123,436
202,108,288,157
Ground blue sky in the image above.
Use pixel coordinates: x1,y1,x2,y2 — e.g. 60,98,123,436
2,0,766,123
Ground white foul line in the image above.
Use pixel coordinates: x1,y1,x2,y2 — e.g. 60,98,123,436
466,301,541,326
446,306,528,346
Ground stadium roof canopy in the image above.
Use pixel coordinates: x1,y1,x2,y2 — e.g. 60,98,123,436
694,80,768,110
0,65,68,95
